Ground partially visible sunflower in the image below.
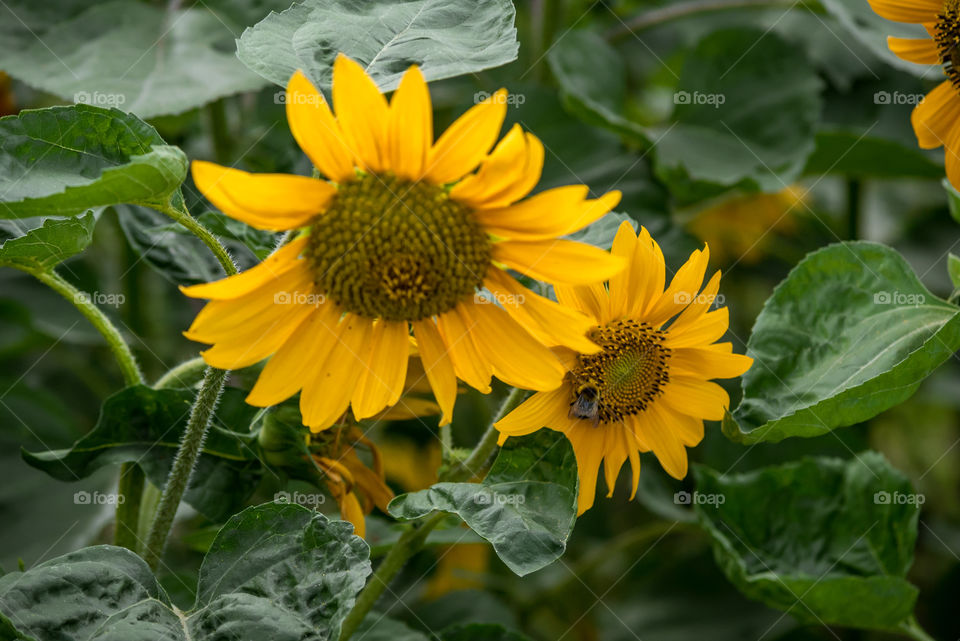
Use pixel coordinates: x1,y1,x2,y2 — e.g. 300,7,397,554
869,0,960,185
183,54,623,431
495,222,753,514
309,426,393,538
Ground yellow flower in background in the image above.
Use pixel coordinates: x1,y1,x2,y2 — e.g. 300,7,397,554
686,187,803,266
310,426,393,538
869,0,960,186
495,222,753,514
183,54,623,431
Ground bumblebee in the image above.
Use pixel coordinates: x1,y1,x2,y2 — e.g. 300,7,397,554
569,383,601,427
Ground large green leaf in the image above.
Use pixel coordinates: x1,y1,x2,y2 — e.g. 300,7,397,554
389,430,577,576
0,504,371,641
0,0,270,118
236,0,519,92
0,106,187,219
0,212,96,271
652,28,822,198
803,130,942,179
22,385,262,521
694,453,921,630
547,30,648,145
724,242,960,444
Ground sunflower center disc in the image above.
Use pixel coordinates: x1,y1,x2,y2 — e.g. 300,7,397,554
937,0,960,88
569,319,671,424
306,174,491,321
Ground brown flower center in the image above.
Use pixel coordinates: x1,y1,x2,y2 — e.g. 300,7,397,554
568,319,671,425
305,174,491,321
937,0,960,88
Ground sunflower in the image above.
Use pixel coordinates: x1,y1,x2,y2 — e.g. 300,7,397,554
869,0,960,186
495,222,753,514
182,55,623,431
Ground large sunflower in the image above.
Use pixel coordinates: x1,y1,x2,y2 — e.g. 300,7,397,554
869,0,960,185
183,55,622,431
495,222,752,514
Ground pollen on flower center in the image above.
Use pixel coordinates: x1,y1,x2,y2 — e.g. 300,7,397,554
936,0,960,88
305,173,491,321
569,319,671,424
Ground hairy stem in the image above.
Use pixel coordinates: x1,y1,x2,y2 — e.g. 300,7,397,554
141,366,229,569
156,203,238,277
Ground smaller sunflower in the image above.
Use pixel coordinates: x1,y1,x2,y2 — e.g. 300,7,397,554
495,222,752,514
869,0,960,186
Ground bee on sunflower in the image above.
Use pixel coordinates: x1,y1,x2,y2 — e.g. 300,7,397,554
869,0,960,186
494,222,753,514
182,54,623,431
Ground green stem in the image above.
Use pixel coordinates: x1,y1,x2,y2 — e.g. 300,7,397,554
154,357,208,389
155,203,238,277
607,0,807,39
206,99,232,164
30,269,143,386
141,366,229,569
114,464,144,550
338,512,447,641
898,616,937,641
439,422,453,458
137,481,163,543
846,178,862,241
338,386,527,640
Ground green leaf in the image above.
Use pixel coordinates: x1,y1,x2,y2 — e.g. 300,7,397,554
0,504,371,641
694,453,921,630
724,242,960,444
944,178,960,225
388,430,577,576
547,30,648,145
22,385,262,521
353,614,430,641
236,0,519,92
949,254,960,289
818,0,933,78
0,212,96,271
652,28,822,199
0,106,187,219
803,131,942,179
440,623,534,641
0,0,270,118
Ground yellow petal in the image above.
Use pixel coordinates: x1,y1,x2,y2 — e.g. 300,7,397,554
664,307,729,349
285,70,356,182
477,187,621,240
425,89,507,184
449,126,544,209
659,377,730,421
635,404,688,480
868,0,939,23
887,36,939,64
495,386,568,437
492,239,625,285
483,269,600,353
352,320,410,420
333,54,389,172
245,300,342,406
607,220,638,318
460,300,565,391
412,319,458,426
300,313,373,430
562,420,608,515
668,271,722,334
624,226,666,317
944,120,960,188
670,345,753,380
388,65,432,180
912,81,960,149
644,245,710,326
554,282,610,324
191,161,334,231
180,237,307,301
339,491,367,537
436,307,493,393
651,405,705,448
